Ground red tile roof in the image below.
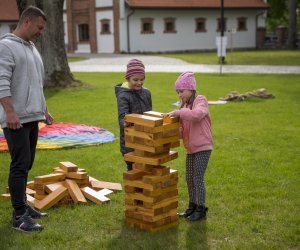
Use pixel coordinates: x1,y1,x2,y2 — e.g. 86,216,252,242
0,0,19,21
126,0,269,9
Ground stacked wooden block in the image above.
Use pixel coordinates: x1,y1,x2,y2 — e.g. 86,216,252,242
1,161,122,210
123,111,180,232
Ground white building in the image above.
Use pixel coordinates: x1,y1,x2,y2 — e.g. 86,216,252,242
0,0,269,54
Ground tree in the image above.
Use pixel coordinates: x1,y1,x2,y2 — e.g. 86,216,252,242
16,0,80,87
287,0,297,48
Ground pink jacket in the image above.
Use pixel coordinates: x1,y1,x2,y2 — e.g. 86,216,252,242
174,95,213,154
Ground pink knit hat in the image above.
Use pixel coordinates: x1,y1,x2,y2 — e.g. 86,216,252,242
125,59,145,79
175,71,196,91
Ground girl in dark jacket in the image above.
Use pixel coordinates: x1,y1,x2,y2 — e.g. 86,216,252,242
115,59,152,171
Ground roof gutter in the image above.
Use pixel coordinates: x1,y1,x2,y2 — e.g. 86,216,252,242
126,8,135,53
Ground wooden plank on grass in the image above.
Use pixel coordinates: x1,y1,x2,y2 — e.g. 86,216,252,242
81,187,110,204
26,194,36,207
44,182,65,194
65,179,87,203
97,188,113,196
26,187,36,196
35,186,68,210
90,180,122,191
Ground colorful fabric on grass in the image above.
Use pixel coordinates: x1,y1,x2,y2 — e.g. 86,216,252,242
0,122,116,152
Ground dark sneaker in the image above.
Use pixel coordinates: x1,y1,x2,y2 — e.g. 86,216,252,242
12,210,44,232
27,205,48,219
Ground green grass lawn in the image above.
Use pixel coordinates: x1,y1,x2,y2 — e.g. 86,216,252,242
157,50,300,66
0,72,299,249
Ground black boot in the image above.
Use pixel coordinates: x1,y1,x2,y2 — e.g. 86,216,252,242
188,205,208,221
178,202,196,218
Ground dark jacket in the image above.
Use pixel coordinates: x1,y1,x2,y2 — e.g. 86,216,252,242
115,82,152,154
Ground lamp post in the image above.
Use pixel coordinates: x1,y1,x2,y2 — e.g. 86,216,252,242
220,0,226,64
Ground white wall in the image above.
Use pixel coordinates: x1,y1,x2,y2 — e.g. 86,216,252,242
0,23,16,37
96,0,112,8
127,9,263,52
96,11,114,53
63,13,68,45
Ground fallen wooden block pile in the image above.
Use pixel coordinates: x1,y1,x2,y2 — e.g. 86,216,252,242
123,111,180,232
1,161,122,210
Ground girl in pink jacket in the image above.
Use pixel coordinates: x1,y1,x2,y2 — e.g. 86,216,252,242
164,71,213,221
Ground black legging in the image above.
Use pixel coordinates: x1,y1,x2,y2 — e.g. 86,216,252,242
186,150,212,206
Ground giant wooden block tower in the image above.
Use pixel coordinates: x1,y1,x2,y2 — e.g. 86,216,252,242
123,111,180,231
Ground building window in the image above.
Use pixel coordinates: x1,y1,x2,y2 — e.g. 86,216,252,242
217,18,227,32
195,18,206,32
78,24,89,42
237,17,247,31
100,19,111,34
141,18,154,34
164,18,176,33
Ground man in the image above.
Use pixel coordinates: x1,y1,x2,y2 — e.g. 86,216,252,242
0,6,53,232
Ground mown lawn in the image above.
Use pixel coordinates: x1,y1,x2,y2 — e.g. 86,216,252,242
0,72,299,249
156,50,300,66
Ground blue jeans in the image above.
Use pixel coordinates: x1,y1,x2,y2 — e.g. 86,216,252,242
3,121,39,216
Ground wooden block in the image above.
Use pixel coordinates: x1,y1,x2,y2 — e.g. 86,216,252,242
34,193,47,200
123,179,155,191
34,173,66,184
134,122,179,134
81,187,110,204
143,184,177,197
35,189,46,195
132,163,153,173
125,141,170,154
44,182,65,194
65,179,87,203
151,166,170,176
90,180,122,191
59,161,78,172
1,193,10,200
125,189,178,204
123,169,148,181
124,151,178,165
35,186,68,210
170,141,180,148
66,171,88,180
125,114,163,127
126,199,178,216
162,129,179,137
26,194,36,207
126,208,178,223
134,149,170,158
143,170,178,184
26,188,36,196
68,177,89,186
26,181,34,189
97,188,113,196
143,111,179,124
52,167,66,173
34,183,45,190
125,127,163,140
125,215,179,232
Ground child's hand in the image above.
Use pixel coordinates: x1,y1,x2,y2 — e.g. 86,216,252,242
162,111,179,117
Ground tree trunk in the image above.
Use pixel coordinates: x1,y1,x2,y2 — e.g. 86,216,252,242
287,0,297,49
16,0,81,87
